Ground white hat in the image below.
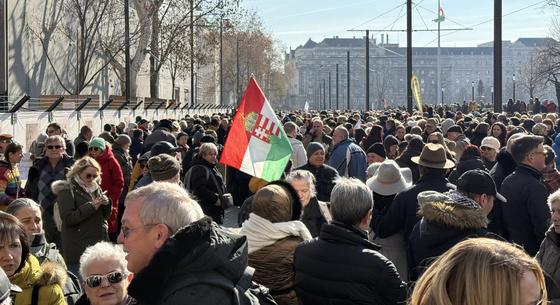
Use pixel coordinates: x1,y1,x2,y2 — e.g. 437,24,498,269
367,160,412,196
481,136,500,151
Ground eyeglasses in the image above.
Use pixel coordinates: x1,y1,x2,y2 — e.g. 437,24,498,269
85,271,126,288
85,173,98,179
120,224,158,239
481,146,494,151
47,145,63,150
532,150,546,156
88,147,100,151
0,139,12,144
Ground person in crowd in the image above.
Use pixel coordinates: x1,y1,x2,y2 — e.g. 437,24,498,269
296,142,339,202
0,267,20,305
395,136,424,183
421,118,438,142
366,143,387,165
480,136,500,170
78,242,135,305
0,212,66,305
148,154,181,184
537,189,560,304
535,122,554,146
543,145,560,194
87,137,123,242
445,125,464,141
175,132,189,175
409,170,505,280
133,141,179,189
118,182,257,304
286,170,330,237
383,135,399,160
51,157,110,278
143,119,177,152
183,142,227,224
302,119,332,151
490,121,508,148
29,132,48,161
284,121,307,169
360,124,383,151
448,145,486,184
129,129,144,166
74,141,90,160
0,135,12,162
427,132,456,162
112,135,133,232
46,123,75,157
99,124,116,145
294,177,407,305
74,126,93,149
25,135,74,248
328,126,367,182
0,143,24,207
395,125,406,142
240,182,311,305
410,238,546,305
501,135,551,255
367,160,412,280
373,143,455,241
470,122,490,147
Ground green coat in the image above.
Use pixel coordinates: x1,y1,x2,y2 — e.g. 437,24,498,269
52,179,110,264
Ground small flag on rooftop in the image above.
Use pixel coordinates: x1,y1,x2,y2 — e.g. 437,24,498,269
220,77,292,182
433,6,445,23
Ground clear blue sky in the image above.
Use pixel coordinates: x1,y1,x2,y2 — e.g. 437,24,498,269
243,0,556,50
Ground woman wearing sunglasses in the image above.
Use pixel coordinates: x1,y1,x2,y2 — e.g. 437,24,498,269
52,157,111,279
78,242,135,305
0,212,66,305
0,142,24,208
87,137,124,242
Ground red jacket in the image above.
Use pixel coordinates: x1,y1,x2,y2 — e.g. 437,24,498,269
96,147,124,234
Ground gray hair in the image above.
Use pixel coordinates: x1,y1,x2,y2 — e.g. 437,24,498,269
199,142,218,157
334,126,349,140
79,241,128,279
548,189,560,209
125,182,204,234
6,198,42,215
45,135,65,148
283,121,298,135
286,170,317,197
330,177,373,225
115,135,131,147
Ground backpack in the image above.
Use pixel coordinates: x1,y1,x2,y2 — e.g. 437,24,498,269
183,165,210,192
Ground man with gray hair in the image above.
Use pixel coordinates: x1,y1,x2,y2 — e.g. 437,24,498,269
327,126,368,182
118,182,253,304
294,177,406,305
284,121,307,169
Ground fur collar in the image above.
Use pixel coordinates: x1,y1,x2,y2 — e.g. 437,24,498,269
51,180,71,195
419,198,487,229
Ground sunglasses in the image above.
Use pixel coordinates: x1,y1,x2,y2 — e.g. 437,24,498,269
0,139,12,144
47,145,63,150
85,271,126,288
88,147,101,151
85,173,98,179
481,146,494,151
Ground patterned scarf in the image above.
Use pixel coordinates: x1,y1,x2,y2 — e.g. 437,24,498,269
37,160,66,212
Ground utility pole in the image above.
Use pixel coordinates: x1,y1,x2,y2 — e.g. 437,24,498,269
347,51,350,110
328,71,332,109
365,30,370,111
236,38,240,104
219,17,223,106
407,0,413,113
336,63,339,109
322,79,326,109
494,0,502,112
190,0,195,106
124,0,131,105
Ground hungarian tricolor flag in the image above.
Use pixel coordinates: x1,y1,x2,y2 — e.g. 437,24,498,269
220,77,292,182
433,6,445,23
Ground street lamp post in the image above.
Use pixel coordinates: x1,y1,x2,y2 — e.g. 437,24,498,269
471,81,475,102
491,86,494,104
441,87,444,108
513,73,516,102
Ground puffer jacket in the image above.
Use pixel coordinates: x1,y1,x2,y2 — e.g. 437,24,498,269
52,179,111,264
249,236,302,305
127,217,249,305
10,255,66,305
537,227,560,305
408,190,495,280
95,147,124,234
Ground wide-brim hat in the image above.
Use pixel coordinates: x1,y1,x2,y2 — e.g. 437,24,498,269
368,160,413,196
411,143,455,169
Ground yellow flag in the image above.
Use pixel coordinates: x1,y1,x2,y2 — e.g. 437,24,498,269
411,74,423,113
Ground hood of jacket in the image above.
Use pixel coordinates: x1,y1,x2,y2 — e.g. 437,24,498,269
10,255,66,289
417,191,487,230
496,148,516,172
96,146,116,163
50,180,71,196
128,217,247,304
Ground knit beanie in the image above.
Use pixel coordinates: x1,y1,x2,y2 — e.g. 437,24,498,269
441,118,455,134
89,137,106,151
306,142,325,158
367,142,386,158
148,154,181,181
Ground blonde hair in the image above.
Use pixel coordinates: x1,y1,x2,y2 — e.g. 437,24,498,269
410,238,547,305
66,156,102,185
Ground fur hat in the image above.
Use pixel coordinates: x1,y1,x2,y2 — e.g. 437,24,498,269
252,180,302,223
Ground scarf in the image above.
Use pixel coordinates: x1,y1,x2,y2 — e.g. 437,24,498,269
37,160,65,211
73,176,99,195
240,213,312,254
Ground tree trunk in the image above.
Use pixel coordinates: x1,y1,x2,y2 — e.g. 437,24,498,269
555,81,560,105
149,11,160,99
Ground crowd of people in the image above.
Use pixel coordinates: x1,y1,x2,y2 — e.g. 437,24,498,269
0,106,555,304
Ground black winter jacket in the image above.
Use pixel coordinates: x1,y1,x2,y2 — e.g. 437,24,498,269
448,157,486,184
501,164,551,256
372,173,455,239
296,163,339,202
294,222,407,305
128,217,248,305
185,158,226,224
301,197,328,237
487,148,517,236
